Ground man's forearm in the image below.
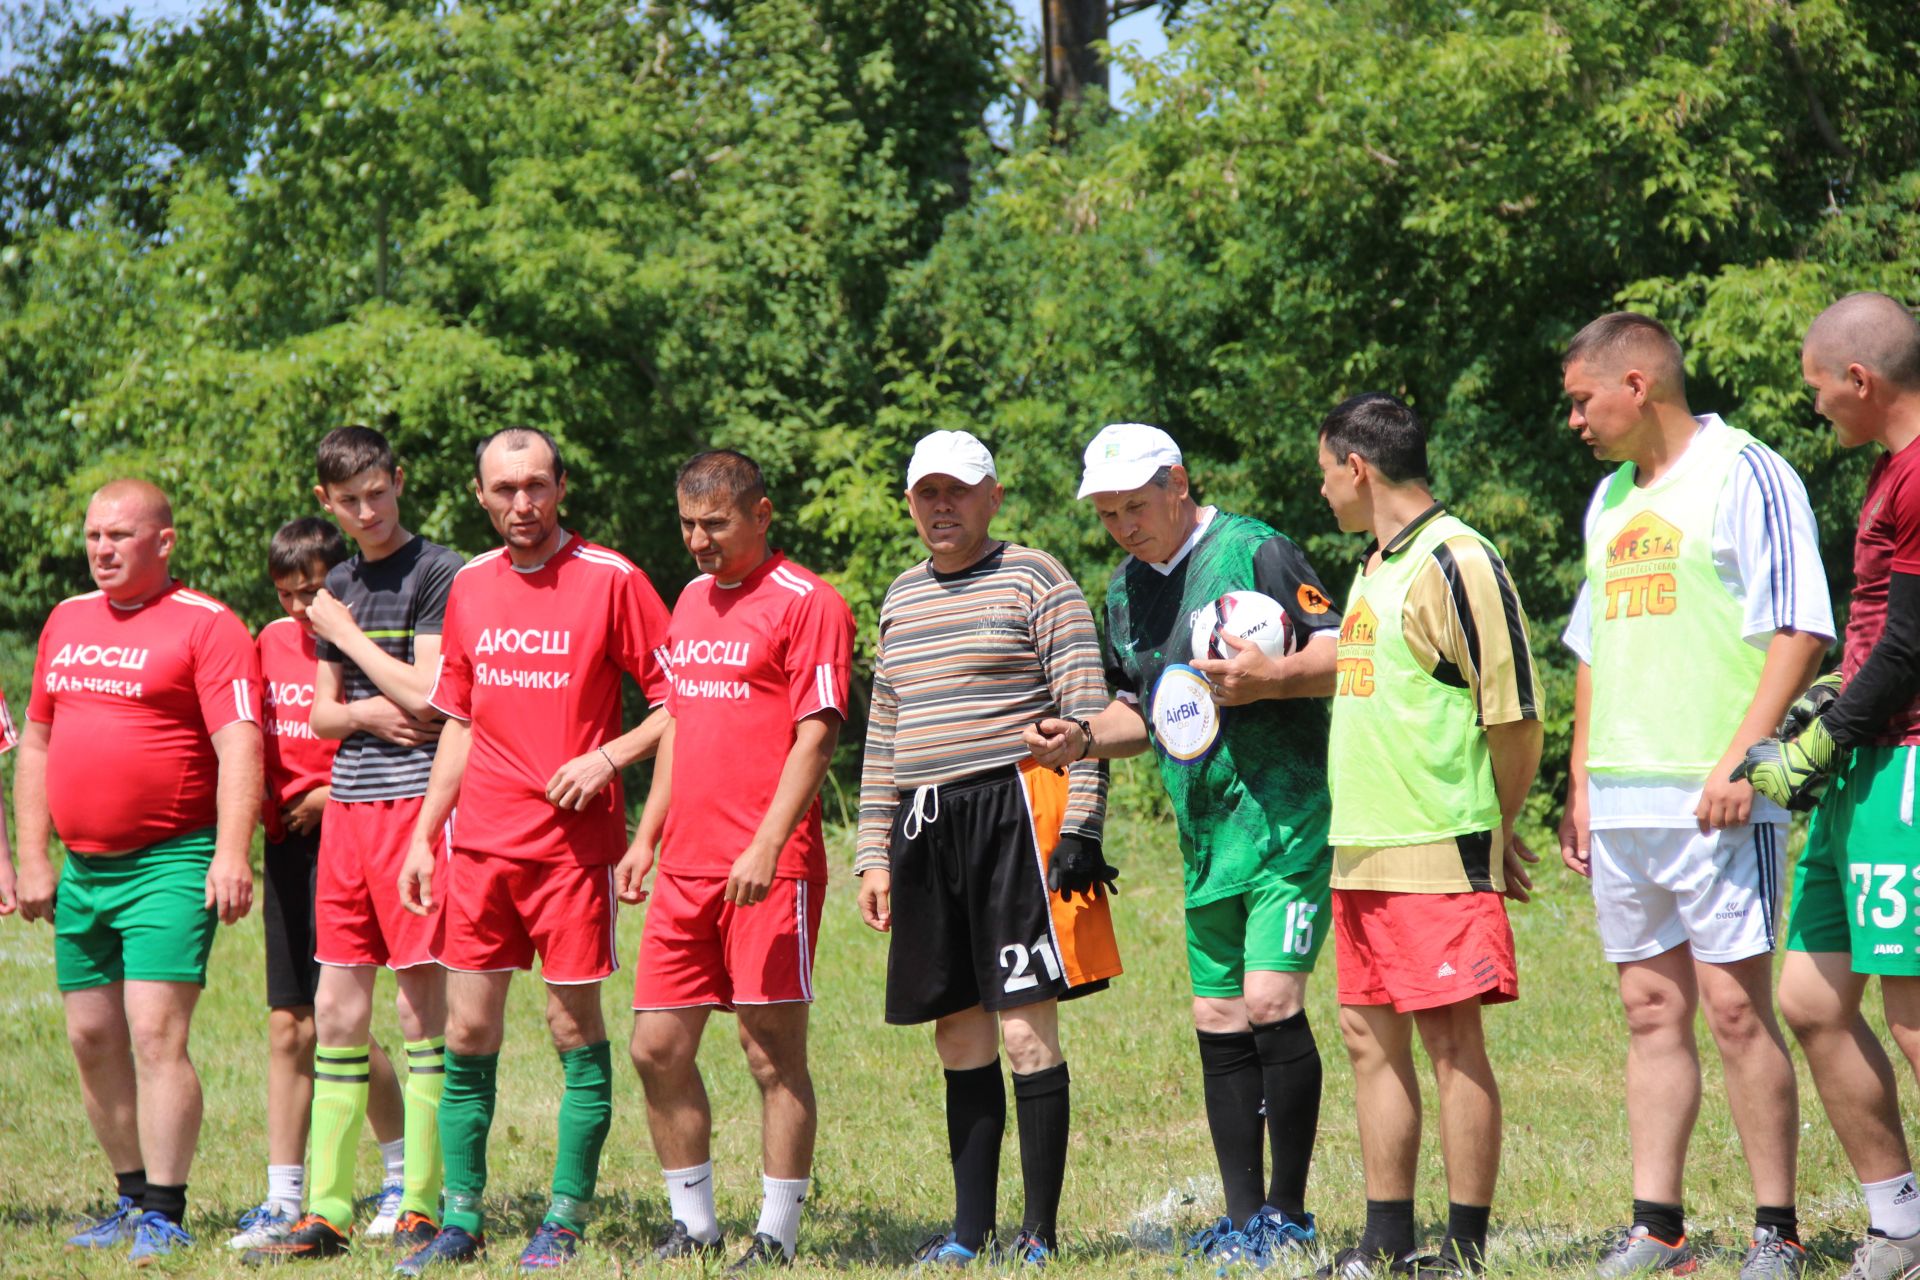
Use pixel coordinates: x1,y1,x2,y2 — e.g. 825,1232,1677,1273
12,731,53,867
605,704,671,769
1486,719,1544,827
1568,663,1592,794
1086,700,1150,759
211,724,266,863
1270,635,1338,699
412,718,472,843
1726,629,1829,757
329,631,439,715
749,718,841,852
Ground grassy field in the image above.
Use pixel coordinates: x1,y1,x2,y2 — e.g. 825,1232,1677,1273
0,797,1911,1279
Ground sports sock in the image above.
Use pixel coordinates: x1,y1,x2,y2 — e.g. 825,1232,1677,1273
1251,1011,1321,1219
755,1174,810,1260
1755,1204,1800,1247
1013,1063,1071,1250
143,1182,187,1226
440,1050,498,1236
115,1168,148,1205
267,1164,304,1217
1196,1029,1267,1225
1443,1202,1491,1270
379,1137,406,1184
402,1037,445,1219
945,1062,1006,1254
308,1044,372,1228
548,1041,613,1231
1631,1200,1685,1244
1357,1198,1416,1260
663,1162,721,1244
1864,1173,1920,1239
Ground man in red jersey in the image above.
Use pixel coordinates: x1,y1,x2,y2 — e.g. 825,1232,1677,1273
395,427,673,1275
13,478,263,1264
0,680,18,915
618,450,854,1268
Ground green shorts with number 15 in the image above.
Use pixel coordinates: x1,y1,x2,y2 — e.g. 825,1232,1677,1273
1185,861,1332,997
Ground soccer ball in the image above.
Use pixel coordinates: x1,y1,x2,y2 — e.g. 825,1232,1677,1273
1189,591,1295,661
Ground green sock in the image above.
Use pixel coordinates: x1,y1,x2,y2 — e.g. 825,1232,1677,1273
308,1044,371,1229
402,1037,446,1219
440,1051,498,1235
547,1041,614,1231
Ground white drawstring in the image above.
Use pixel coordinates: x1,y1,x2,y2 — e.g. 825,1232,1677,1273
902,784,940,840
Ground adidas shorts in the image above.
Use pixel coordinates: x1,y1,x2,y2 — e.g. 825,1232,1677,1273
882,761,1123,1025
1787,745,1920,976
1589,822,1785,964
1333,887,1517,1012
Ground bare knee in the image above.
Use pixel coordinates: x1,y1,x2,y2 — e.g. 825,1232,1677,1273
1339,1006,1382,1061
1620,980,1692,1041
125,1011,191,1072
269,1008,316,1063
1700,984,1773,1050
630,1023,699,1083
739,1025,809,1095
1414,1007,1487,1074
998,1007,1063,1075
66,1007,129,1066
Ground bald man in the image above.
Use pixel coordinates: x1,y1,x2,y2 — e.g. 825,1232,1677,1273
1740,292,1920,1280
14,479,264,1263
1559,314,1832,1280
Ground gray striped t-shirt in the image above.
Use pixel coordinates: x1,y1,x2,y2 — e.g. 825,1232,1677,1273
315,535,463,801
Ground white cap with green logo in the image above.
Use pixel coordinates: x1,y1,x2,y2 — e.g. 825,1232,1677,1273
1077,422,1182,499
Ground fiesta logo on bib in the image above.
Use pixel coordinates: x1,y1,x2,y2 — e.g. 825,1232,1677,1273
1604,511,1681,619
1150,664,1219,763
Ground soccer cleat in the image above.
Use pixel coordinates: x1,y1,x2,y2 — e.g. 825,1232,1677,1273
1842,1230,1920,1280
229,1202,300,1250
1739,1228,1807,1280
129,1211,193,1267
1006,1229,1051,1266
1239,1209,1317,1266
365,1178,407,1237
1594,1226,1697,1279
518,1222,581,1271
910,1231,980,1269
652,1219,726,1260
396,1223,485,1275
1406,1241,1482,1278
1315,1247,1421,1280
66,1196,140,1249
241,1213,353,1265
727,1232,794,1270
392,1211,440,1252
1187,1218,1238,1261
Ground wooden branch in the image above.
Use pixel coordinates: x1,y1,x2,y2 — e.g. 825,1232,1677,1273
1770,23,1850,161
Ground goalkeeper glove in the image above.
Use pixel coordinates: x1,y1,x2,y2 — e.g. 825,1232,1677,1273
1733,715,1841,811
1777,670,1844,739
1047,833,1120,900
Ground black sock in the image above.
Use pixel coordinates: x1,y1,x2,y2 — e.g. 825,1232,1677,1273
1756,1205,1800,1247
115,1169,148,1206
1357,1198,1416,1260
1631,1200,1685,1244
1013,1063,1071,1249
142,1182,187,1226
1251,1012,1321,1219
1444,1202,1491,1270
1197,1030,1267,1225
945,1063,1005,1253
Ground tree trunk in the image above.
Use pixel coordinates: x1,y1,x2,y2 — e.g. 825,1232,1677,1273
1042,0,1107,127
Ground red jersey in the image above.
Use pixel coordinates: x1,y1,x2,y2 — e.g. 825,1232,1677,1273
1843,438,1920,746
28,582,262,853
662,552,854,881
428,535,672,866
257,616,340,841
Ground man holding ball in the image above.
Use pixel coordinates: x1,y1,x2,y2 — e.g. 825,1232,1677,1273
1028,422,1340,1267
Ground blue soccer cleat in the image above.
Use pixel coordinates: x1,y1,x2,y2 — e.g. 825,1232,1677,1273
66,1197,141,1249
910,1231,980,1269
128,1211,193,1267
396,1223,485,1275
518,1221,580,1271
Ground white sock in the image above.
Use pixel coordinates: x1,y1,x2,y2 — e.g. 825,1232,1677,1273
664,1162,720,1243
1864,1172,1920,1238
266,1164,303,1217
379,1137,406,1184
755,1174,809,1258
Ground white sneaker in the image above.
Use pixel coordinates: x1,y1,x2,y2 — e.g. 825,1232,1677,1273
363,1178,405,1238
1844,1231,1920,1280
227,1201,298,1250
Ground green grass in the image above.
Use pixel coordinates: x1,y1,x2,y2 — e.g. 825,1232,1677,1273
0,805,1911,1278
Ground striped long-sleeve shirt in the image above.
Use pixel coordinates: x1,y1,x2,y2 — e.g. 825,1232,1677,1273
856,542,1110,873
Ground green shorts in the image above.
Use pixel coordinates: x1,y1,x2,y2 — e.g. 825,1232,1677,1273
1185,861,1332,997
55,828,220,991
1786,745,1920,976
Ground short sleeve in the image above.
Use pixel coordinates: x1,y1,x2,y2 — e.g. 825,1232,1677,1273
194,609,265,734
1409,536,1543,726
26,619,55,724
413,547,460,637
1562,583,1594,664
1717,445,1835,645
1252,534,1341,639
783,582,855,721
313,562,352,664
426,583,474,721
617,567,674,706
0,680,16,753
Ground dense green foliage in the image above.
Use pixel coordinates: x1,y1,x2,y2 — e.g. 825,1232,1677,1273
6,0,1920,807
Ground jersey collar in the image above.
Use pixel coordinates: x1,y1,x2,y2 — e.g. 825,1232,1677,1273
1144,506,1219,576
1367,502,1447,563
715,549,786,591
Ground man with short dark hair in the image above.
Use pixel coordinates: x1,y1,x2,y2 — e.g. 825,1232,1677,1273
1316,394,1543,1276
394,426,673,1273
14,478,263,1263
618,448,855,1268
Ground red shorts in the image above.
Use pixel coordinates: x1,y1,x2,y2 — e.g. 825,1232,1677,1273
315,796,445,970
1333,888,1518,1012
435,851,618,985
632,874,823,1010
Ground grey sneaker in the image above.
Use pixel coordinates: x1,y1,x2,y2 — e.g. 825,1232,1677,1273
1594,1226,1696,1279
1739,1228,1808,1280
1844,1231,1920,1280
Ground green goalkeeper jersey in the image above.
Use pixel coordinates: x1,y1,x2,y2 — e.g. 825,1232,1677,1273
1103,509,1339,907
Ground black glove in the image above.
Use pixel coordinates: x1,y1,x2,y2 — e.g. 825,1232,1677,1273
1047,832,1120,900
1777,670,1843,739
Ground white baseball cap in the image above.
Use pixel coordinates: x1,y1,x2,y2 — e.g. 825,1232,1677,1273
906,430,997,488
1077,422,1183,499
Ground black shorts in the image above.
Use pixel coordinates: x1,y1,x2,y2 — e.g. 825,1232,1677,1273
883,762,1122,1025
263,828,322,1008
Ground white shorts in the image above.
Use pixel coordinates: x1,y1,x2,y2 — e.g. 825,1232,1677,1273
1588,823,1786,964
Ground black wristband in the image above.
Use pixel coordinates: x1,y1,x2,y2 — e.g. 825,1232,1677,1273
1075,718,1093,761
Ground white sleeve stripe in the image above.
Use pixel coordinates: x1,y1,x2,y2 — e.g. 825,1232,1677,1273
814,663,838,713
1741,448,1793,628
232,678,256,724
